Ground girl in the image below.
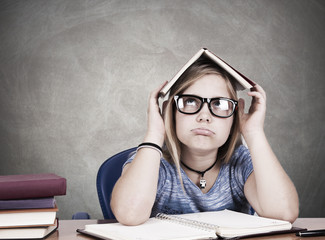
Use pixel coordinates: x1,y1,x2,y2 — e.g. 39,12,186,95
111,57,299,226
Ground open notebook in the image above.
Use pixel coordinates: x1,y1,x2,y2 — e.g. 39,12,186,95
77,210,303,240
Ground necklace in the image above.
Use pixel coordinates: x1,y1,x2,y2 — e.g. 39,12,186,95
181,159,218,189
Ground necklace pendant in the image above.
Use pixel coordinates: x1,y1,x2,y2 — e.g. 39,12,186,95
200,179,206,189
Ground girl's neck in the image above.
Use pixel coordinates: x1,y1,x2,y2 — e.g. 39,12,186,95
181,145,218,171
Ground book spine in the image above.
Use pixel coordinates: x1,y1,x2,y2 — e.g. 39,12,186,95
0,197,56,210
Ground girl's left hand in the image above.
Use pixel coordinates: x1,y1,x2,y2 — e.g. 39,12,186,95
238,84,267,137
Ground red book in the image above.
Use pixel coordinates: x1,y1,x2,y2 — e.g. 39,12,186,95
0,173,66,200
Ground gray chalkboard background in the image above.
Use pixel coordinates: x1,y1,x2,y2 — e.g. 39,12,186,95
0,0,324,219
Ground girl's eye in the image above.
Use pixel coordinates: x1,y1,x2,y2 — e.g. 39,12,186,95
212,99,229,110
185,98,198,106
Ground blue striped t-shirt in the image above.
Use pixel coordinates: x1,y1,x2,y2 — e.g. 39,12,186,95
125,145,254,217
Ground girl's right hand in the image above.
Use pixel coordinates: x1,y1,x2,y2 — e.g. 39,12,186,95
144,81,168,146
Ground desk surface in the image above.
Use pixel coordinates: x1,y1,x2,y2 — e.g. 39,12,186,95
48,218,325,240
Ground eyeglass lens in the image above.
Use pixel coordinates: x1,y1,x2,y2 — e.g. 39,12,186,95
176,95,235,117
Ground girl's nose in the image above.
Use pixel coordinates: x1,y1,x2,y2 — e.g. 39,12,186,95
196,103,212,122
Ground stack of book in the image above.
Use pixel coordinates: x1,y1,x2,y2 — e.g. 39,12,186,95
0,173,66,239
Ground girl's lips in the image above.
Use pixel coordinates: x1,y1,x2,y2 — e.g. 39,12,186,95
191,128,215,136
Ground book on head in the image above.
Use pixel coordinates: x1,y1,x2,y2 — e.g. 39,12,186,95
77,209,303,240
159,48,255,97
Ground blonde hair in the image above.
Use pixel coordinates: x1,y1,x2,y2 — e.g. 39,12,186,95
162,57,241,186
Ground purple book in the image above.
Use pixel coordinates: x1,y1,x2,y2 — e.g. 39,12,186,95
0,173,66,200
0,197,56,210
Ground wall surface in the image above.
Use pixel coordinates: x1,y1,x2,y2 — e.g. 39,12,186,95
0,0,324,219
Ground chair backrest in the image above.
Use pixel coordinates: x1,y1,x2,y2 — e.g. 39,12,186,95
96,147,136,219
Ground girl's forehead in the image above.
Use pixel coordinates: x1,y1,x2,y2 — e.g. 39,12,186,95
182,74,231,98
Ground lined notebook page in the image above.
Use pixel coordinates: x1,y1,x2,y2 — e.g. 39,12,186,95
176,210,292,237
84,218,216,240
177,210,291,228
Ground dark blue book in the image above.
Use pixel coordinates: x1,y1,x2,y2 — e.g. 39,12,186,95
0,197,55,210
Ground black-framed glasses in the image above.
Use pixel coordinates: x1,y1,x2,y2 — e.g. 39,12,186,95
174,94,238,118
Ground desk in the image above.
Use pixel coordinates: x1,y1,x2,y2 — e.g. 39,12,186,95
47,218,325,240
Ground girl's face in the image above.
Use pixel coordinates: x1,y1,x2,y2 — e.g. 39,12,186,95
175,74,234,154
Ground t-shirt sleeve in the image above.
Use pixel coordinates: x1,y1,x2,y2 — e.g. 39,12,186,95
231,145,254,214
232,145,254,190
156,159,168,195
123,152,167,194
123,152,136,168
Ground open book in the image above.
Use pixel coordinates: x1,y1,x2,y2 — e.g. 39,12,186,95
77,209,300,240
159,48,255,97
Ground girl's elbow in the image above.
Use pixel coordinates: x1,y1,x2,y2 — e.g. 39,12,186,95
111,199,151,226
271,201,299,223
258,200,299,223
273,192,300,223
117,214,149,226
113,206,150,226
282,206,299,223
283,196,300,223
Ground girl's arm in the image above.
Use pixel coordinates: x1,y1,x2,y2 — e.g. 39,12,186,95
239,85,299,223
110,82,167,226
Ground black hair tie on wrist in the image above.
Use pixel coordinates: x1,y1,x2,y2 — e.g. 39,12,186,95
138,142,162,152
137,142,163,158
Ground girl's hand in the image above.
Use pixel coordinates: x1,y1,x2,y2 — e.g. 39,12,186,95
238,84,267,137
144,81,168,146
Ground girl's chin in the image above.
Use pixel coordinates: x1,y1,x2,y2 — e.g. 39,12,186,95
182,142,220,153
